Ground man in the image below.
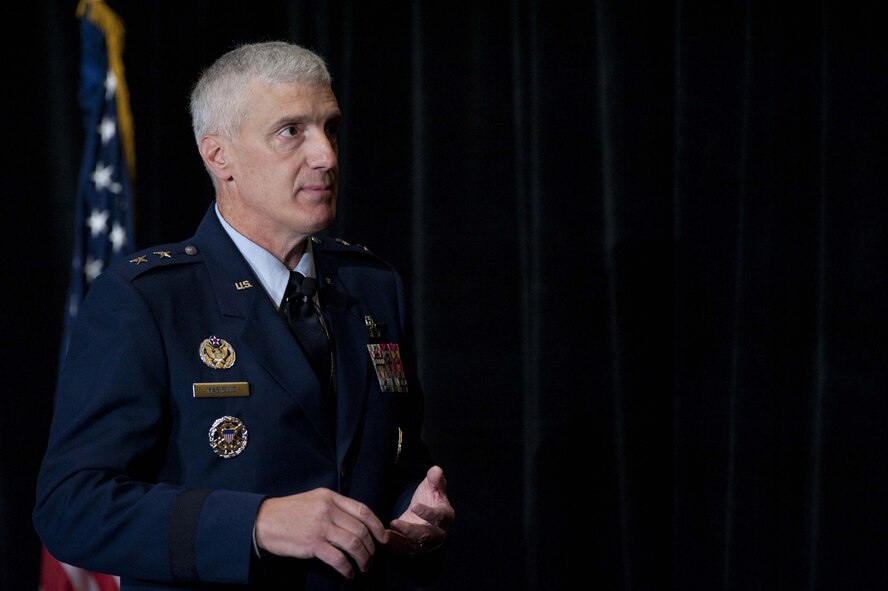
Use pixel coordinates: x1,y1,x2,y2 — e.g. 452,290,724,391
34,41,454,589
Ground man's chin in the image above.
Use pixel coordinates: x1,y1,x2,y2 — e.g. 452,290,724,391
307,209,336,235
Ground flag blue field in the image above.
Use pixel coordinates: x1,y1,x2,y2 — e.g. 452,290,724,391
59,0,136,365
43,0,134,587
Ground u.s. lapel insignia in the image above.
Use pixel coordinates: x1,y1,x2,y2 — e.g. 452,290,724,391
208,415,248,458
367,343,409,392
199,335,236,369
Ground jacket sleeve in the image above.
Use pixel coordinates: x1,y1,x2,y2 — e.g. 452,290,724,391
32,267,264,584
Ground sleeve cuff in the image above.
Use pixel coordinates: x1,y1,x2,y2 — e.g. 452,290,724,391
189,489,266,583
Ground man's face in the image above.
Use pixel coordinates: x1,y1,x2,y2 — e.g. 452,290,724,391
225,79,341,243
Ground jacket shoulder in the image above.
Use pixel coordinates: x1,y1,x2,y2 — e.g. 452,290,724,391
110,241,204,281
311,235,391,267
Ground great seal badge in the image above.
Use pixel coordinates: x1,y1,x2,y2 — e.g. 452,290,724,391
199,335,236,369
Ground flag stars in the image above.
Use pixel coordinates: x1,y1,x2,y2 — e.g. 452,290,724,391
67,293,80,318
98,116,117,144
84,255,104,282
91,162,122,194
109,222,127,253
87,209,110,237
104,69,117,100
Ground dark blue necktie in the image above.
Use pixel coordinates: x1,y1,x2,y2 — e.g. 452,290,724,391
282,271,332,392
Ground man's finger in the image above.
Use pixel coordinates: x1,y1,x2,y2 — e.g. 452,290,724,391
332,495,389,542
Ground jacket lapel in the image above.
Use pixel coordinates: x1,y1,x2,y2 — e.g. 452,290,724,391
194,207,336,456
314,250,371,467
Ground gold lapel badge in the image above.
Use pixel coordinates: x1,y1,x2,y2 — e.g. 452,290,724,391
199,335,236,369
209,415,248,458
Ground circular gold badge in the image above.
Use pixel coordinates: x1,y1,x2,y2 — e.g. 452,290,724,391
208,415,248,458
199,336,236,369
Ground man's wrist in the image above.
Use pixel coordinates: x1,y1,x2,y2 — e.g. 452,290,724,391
252,524,270,559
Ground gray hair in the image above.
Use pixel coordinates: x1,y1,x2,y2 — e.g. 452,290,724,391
189,41,332,144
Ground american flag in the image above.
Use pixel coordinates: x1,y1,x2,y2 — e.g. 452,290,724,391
42,0,134,588
59,0,136,363
40,546,120,591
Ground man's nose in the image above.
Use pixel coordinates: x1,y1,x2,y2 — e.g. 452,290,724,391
306,128,337,169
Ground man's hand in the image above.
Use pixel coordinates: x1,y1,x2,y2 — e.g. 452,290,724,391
385,465,455,555
254,488,389,579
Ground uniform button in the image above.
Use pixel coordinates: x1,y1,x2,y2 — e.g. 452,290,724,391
184,245,198,255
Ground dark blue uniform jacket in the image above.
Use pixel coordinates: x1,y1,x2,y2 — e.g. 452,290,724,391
34,204,434,590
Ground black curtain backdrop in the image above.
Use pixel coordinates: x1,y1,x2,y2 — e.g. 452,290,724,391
5,1,886,589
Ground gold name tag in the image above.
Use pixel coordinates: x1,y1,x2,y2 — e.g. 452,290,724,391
193,382,250,398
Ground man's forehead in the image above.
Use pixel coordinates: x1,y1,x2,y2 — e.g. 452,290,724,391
247,79,339,113
247,77,334,96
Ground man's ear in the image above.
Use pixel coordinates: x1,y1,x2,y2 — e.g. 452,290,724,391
198,135,233,181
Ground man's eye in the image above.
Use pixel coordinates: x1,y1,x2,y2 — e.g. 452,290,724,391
326,124,339,138
281,126,300,137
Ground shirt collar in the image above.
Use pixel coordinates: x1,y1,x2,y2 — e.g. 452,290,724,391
214,203,316,309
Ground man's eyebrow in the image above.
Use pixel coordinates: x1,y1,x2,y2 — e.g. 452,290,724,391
267,111,342,132
268,115,308,130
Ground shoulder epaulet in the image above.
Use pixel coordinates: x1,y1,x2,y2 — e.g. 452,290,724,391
311,235,378,257
116,242,203,279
